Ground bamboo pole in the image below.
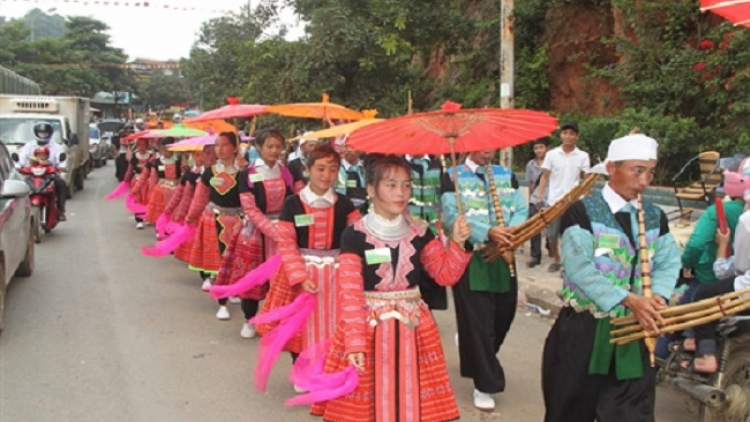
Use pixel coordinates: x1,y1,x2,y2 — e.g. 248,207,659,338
636,193,657,367
484,158,515,275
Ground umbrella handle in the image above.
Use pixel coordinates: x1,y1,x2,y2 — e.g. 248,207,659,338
449,139,463,216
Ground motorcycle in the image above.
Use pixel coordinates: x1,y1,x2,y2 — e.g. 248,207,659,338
11,152,66,242
657,317,750,422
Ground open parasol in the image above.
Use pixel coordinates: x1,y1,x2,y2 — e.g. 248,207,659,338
121,130,151,143
346,101,558,213
288,110,382,142
267,94,367,121
141,124,208,139
700,0,750,25
167,134,217,152
183,119,237,133
183,97,267,123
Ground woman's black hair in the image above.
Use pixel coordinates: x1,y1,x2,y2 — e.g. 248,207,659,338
158,137,175,147
307,144,341,168
364,154,412,187
255,129,286,148
217,131,238,148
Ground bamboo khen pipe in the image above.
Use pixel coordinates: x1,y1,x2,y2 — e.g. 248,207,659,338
611,294,750,345
636,193,658,367
484,160,515,276
482,173,600,262
611,288,750,326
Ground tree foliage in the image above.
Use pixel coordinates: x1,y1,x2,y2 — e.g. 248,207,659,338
0,13,134,97
138,72,191,110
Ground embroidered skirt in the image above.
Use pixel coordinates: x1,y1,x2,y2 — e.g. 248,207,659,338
187,205,242,274
256,249,340,353
145,179,178,223
129,176,150,208
311,288,459,422
214,214,280,300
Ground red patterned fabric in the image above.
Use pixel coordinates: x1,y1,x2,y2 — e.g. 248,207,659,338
163,184,184,217
185,181,210,224
173,182,195,224
187,209,241,274
213,220,266,299
130,167,152,205
309,237,471,422
145,182,177,223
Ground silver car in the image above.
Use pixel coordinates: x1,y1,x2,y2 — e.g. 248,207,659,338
0,140,35,331
89,124,112,168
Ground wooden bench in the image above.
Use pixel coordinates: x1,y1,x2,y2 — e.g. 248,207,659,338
672,151,721,222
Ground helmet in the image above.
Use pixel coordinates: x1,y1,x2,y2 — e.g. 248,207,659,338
33,146,50,158
723,170,750,198
172,114,182,123
33,122,54,144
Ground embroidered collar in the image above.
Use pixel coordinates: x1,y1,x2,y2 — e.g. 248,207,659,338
300,185,337,208
135,151,151,160
215,161,238,174
362,211,412,242
254,158,281,179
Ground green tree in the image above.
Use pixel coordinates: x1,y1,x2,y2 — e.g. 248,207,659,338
139,72,191,109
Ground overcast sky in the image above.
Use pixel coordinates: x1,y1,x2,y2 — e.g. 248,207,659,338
0,0,304,61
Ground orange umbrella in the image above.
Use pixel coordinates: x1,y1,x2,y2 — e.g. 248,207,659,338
183,119,237,133
288,110,382,141
266,94,366,121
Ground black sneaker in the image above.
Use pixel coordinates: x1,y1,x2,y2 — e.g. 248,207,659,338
527,259,541,268
58,212,67,222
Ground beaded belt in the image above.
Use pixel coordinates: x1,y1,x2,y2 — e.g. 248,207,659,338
364,288,422,329
158,179,179,188
207,202,243,216
299,248,340,266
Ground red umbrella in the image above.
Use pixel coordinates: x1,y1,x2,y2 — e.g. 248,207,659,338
700,0,750,25
121,130,151,143
183,97,267,123
346,101,558,213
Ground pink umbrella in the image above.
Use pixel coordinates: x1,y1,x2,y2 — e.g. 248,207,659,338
167,134,218,152
184,97,268,123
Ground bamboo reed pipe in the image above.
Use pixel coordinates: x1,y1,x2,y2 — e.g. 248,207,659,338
484,160,515,276
611,288,750,326
611,296,750,345
636,193,657,367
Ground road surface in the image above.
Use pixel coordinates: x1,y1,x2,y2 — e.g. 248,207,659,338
0,169,696,422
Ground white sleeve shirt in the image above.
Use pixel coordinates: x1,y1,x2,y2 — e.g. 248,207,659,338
541,146,591,204
19,141,66,169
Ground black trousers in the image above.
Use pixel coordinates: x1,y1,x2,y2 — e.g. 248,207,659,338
453,267,518,393
52,174,67,211
542,308,657,422
115,153,128,181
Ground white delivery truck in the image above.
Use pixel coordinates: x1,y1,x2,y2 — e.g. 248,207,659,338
0,95,91,197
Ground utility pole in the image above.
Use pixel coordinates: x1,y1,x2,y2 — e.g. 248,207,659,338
499,0,515,168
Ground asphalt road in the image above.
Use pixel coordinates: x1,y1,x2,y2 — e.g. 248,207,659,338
0,168,697,422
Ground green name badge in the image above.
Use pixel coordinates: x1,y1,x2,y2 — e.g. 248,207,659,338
209,177,224,187
294,214,314,227
346,180,358,188
465,197,487,209
249,173,264,183
365,247,392,265
598,233,621,250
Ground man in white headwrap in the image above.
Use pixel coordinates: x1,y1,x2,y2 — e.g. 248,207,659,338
542,134,681,422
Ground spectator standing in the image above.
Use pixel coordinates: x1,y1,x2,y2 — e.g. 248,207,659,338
526,137,550,268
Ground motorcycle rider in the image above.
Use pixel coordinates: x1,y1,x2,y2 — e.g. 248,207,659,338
19,122,68,221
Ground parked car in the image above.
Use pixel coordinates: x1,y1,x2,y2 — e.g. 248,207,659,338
0,140,35,331
89,124,112,168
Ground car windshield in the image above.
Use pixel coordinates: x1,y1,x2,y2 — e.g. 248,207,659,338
90,126,101,140
0,118,63,146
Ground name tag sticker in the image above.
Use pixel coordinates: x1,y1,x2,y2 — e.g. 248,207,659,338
598,233,621,250
249,173,264,183
465,198,486,209
158,165,166,171
294,214,314,227
365,248,392,265
346,180,358,188
209,177,224,187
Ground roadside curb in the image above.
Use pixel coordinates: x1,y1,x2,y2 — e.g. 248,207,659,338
519,279,563,318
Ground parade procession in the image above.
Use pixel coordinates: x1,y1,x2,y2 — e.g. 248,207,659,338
2,1,750,422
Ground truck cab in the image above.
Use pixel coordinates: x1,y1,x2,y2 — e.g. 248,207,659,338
0,96,90,197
